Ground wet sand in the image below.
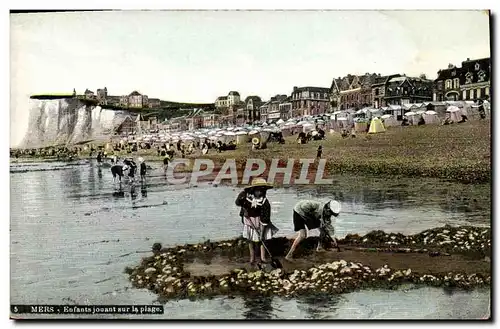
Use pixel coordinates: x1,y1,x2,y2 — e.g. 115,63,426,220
185,247,491,277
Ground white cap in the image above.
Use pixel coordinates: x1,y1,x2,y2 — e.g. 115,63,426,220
327,200,341,214
122,165,129,171
138,157,144,163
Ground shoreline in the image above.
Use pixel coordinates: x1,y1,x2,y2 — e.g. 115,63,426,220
11,121,491,184
10,154,490,185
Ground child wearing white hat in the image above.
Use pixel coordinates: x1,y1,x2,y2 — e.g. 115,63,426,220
285,199,341,260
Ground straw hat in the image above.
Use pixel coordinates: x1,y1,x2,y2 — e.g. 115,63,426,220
244,177,273,190
327,200,341,215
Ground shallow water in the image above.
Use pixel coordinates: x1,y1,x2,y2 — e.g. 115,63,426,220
10,160,491,319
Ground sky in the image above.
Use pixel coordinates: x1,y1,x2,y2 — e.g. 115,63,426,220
9,10,491,146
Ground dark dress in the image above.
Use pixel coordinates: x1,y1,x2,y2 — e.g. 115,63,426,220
235,191,278,242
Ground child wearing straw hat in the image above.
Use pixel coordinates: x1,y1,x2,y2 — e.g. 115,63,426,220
235,177,279,266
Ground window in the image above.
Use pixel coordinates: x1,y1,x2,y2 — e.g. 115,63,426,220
477,88,481,98
465,72,473,84
445,79,452,89
470,89,474,99
478,70,486,82
453,78,460,89
375,88,379,96
486,87,490,96
463,90,467,100
475,63,480,71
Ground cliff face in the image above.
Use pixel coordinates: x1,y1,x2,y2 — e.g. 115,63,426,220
21,98,132,148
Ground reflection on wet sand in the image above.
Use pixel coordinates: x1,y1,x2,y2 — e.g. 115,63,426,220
296,294,343,319
10,160,491,319
243,296,274,319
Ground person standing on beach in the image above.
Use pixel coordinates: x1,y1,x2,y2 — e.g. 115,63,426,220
138,157,147,181
163,154,170,176
235,178,279,266
316,145,323,159
285,199,341,260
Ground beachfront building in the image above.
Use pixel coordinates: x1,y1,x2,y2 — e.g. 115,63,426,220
279,97,293,120
267,94,288,122
291,86,330,117
370,74,401,108
245,96,263,122
433,57,491,102
114,116,135,135
184,109,205,131
168,116,188,132
203,113,220,128
215,91,242,112
461,57,491,101
259,101,270,123
330,73,379,111
383,75,433,106
434,64,461,101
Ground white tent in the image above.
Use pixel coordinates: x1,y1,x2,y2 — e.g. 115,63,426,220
423,111,439,125
404,112,419,125
235,131,249,144
446,106,463,122
302,123,315,133
381,114,398,127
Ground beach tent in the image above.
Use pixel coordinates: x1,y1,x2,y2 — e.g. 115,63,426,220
302,123,315,133
368,117,386,134
446,106,463,122
403,103,415,111
381,114,398,127
354,121,368,132
423,110,439,125
404,111,420,125
235,131,249,144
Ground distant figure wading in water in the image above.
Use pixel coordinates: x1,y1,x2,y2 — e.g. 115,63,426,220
111,162,124,183
123,159,137,183
235,178,279,266
285,199,341,260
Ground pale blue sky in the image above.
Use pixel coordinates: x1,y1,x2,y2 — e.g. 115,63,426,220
10,10,490,145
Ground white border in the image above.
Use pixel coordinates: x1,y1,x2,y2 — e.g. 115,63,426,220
3,1,498,328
